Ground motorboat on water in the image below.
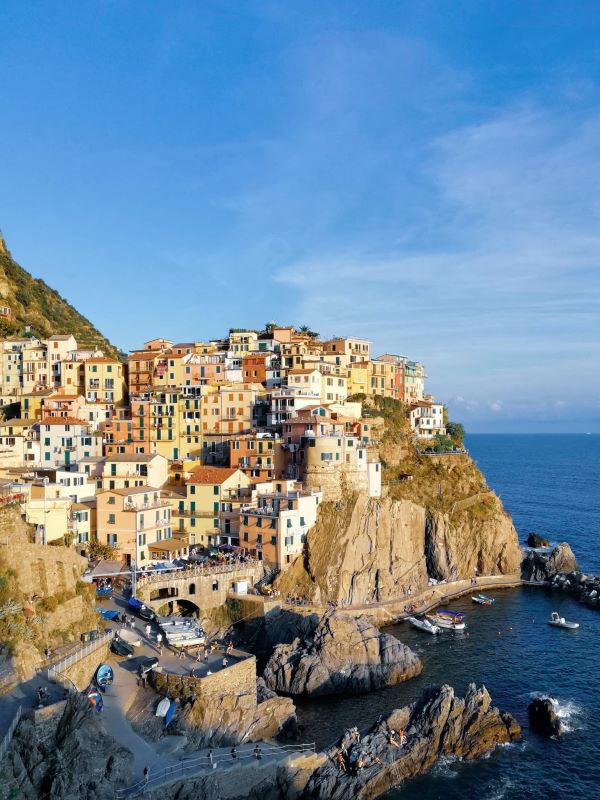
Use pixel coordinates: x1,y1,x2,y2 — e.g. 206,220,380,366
426,610,467,631
408,616,441,634
472,594,495,606
548,611,579,630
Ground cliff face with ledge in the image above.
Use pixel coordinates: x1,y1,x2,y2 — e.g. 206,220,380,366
276,445,522,605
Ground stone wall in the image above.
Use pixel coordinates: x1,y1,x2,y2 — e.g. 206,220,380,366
153,652,257,706
303,463,369,502
57,640,111,691
0,506,87,598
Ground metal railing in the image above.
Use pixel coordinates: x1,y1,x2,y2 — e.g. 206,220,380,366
47,630,115,683
0,705,22,761
138,560,261,586
115,742,316,798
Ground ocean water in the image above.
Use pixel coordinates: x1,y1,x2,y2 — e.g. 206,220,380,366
296,435,600,799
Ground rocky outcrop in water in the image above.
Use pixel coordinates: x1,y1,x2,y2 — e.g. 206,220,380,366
528,697,562,737
526,532,551,548
521,542,578,582
300,683,520,800
2,693,133,799
263,610,422,696
522,542,600,609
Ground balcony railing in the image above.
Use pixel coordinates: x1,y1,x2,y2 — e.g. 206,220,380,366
124,499,171,512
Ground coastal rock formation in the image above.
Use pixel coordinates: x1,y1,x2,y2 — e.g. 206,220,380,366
528,697,562,737
301,683,521,800
275,457,522,607
425,507,522,582
521,542,578,582
2,693,133,799
526,532,551,548
263,610,422,696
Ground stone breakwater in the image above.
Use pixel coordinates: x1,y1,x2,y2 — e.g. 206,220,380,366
521,542,600,609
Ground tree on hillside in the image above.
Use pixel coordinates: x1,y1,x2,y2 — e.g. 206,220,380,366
446,421,465,444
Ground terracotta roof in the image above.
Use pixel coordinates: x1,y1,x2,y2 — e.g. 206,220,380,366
187,466,240,485
0,418,36,427
39,416,89,426
106,453,159,463
288,368,319,375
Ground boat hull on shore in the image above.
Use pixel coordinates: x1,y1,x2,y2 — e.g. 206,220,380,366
408,616,441,634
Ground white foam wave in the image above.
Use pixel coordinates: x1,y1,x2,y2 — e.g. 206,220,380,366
528,692,586,733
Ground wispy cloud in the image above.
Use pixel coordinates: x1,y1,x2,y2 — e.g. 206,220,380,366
273,101,600,428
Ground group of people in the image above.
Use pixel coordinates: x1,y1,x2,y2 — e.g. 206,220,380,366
333,724,408,775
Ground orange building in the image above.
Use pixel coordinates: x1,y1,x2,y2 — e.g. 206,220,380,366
242,353,268,384
229,432,285,482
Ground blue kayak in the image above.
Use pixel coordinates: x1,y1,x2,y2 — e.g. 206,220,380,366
164,699,177,727
97,608,119,621
96,587,113,597
95,663,114,692
128,596,144,610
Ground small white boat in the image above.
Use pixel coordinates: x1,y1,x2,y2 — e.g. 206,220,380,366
118,628,142,647
155,697,171,718
472,594,495,606
408,616,441,634
426,611,466,631
548,611,579,630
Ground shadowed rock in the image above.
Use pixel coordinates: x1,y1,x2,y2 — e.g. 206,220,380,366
528,697,562,737
263,610,422,696
521,542,578,582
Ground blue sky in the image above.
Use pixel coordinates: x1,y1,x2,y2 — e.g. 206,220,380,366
1,1,599,432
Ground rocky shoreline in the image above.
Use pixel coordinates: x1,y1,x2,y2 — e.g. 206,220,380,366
521,542,600,609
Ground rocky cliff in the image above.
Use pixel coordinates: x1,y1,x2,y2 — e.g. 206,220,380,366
263,610,422,696
276,474,522,606
0,506,101,688
1,693,133,799
300,683,520,800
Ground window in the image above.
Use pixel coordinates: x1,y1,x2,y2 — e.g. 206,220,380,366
108,496,115,505
270,535,277,546
286,519,292,528
108,514,116,524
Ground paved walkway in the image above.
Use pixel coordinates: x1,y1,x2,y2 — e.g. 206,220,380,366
283,573,529,621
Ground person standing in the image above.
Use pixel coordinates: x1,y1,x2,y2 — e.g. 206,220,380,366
156,632,163,652
145,623,151,638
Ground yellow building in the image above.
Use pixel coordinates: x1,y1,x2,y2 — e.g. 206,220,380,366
228,330,259,355
346,362,370,396
84,357,126,405
175,466,252,548
368,359,397,398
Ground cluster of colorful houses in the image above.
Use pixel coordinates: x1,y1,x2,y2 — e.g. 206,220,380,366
0,327,446,573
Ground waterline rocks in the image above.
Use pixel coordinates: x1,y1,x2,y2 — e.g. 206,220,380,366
528,697,563,737
526,532,551,548
521,542,578,582
301,683,521,800
263,610,422,696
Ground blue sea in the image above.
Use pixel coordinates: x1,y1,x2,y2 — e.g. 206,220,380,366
297,434,600,799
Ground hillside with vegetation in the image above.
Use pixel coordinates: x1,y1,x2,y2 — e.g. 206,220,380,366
0,234,119,357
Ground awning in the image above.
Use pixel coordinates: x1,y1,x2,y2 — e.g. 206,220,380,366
88,560,129,579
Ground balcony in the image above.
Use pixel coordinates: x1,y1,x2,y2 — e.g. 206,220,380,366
124,499,171,512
